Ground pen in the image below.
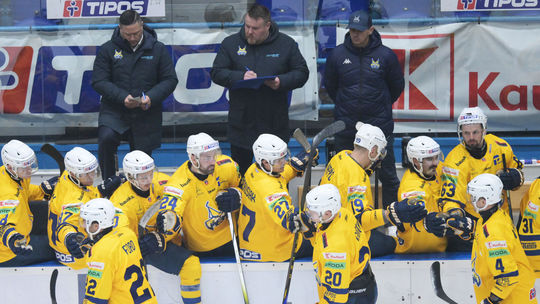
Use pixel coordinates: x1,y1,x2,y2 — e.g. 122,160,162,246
142,92,148,110
245,66,250,71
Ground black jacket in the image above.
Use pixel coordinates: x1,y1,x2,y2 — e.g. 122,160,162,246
211,22,309,149
324,30,404,138
92,24,178,151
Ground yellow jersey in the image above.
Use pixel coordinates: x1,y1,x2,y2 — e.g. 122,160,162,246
471,208,537,303
518,177,540,277
158,155,241,252
238,163,302,261
48,171,100,269
83,226,157,304
440,134,522,218
0,166,45,263
395,167,447,253
110,172,170,237
311,208,371,304
321,151,386,237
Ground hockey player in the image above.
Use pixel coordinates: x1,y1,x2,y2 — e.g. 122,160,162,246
518,177,540,277
0,140,56,266
468,173,536,304
110,150,202,304
320,122,427,257
156,132,241,258
394,136,448,254
48,147,123,269
238,133,314,261
440,107,523,241
81,198,157,304
291,184,376,304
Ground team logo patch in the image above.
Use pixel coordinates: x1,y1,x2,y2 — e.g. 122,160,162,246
114,49,123,59
323,252,346,260
531,288,537,300
164,186,184,198
216,158,231,166
204,201,225,230
237,46,247,56
486,240,507,249
528,201,539,212
370,58,380,69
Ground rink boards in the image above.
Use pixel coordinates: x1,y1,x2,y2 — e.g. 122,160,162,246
0,253,476,303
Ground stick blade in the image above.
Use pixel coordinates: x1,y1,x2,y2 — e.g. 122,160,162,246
40,143,65,174
313,120,345,147
292,128,310,152
430,261,458,304
50,268,59,304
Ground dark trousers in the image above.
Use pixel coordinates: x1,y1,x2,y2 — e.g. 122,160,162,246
0,235,55,267
334,134,400,207
230,144,254,176
346,266,378,304
98,126,153,180
368,228,396,257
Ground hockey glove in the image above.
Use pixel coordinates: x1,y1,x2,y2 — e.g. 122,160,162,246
496,168,523,190
480,293,502,304
156,210,181,236
285,211,317,237
7,233,33,256
40,176,59,200
285,211,301,233
65,232,86,259
386,198,427,232
446,216,475,241
290,149,319,175
139,231,166,256
98,174,126,198
423,212,448,237
216,188,242,213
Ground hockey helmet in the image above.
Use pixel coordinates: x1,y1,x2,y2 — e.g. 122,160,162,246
467,173,503,212
1,139,38,180
80,198,117,240
186,133,220,168
354,122,387,162
64,147,100,186
123,150,155,191
305,184,342,224
252,133,289,175
406,136,443,179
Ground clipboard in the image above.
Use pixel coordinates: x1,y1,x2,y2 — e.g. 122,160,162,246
231,76,276,90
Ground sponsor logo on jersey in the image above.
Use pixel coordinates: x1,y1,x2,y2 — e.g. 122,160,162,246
216,158,231,166
521,241,537,250
524,209,537,219
62,203,82,213
88,269,103,279
486,240,507,249
0,200,19,209
88,261,105,270
528,201,539,212
442,166,459,177
495,141,508,147
55,251,75,263
488,248,510,257
237,46,247,56
347,185,367,194
239,249,261,260
401,191,425,199
323,252,346,260
265,192,288,204
455,156,466,167
164,186,184,198
370,58,380,69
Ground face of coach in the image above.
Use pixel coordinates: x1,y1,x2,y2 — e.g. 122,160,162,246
243,7,271,45
119,11,144,48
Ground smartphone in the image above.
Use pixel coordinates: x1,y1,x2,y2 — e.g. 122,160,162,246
128,96,142,104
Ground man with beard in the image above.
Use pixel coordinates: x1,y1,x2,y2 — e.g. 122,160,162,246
211,3,309,175
440,107,524,245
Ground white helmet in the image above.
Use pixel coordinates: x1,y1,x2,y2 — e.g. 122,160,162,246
187,133,220,168
354,122,387,162
1,139,38,180
123,150,154,191
80,198,117,240
305,184,341,224
467,173,503,212
457,107,487,144
407,136,442,179
252,133,289,175
65,147,100,186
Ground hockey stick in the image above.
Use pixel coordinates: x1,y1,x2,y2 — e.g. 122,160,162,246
430,261,458,304
282,121,345,304
501,154,514,222
227,212,249,304
50,268,59,304
41,144,65,174
292,128,310,152
138,200,163,236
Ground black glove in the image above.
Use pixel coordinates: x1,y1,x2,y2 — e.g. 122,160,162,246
98,174,126,198
285,211,301,233
446,216,475,241
65,232,86,259
497,168,523,190
40,176,59,200
480,293,502,304
8,233,33,256
139,231,166,256
386,198,427,231
156,210,181,236
216,188,241,213
285,211,317,237
423,212,448,237
290,149,319,174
